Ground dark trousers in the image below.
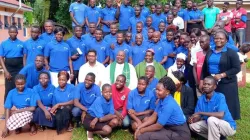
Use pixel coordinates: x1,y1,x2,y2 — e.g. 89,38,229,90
71,70,79,85
4,77,16,102
138,123,191,140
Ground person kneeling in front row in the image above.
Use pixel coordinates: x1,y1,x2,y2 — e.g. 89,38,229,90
189,76,236,140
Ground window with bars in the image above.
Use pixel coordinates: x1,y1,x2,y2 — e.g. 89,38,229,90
18,18,21,29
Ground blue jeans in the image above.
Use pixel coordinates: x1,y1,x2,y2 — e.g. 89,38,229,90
232,28,245,46
72,107,82,117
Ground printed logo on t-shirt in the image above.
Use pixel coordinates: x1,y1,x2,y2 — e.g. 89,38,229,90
48,93,53,97
64,47,69,50
17,44,23,48
144,99,150,104
68,93,71,98
25,98,30,102
121,95,126,100
101,47,106,50
124,49,129,52
90,94,96,97
158,47,162,50
37,45,43,49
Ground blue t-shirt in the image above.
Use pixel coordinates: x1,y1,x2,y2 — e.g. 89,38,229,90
4,88,37,109
87,40,110,63
131,29,148,42
23,38,45,65
118,4,135,30
131,43,148,66
19,63,48,88
149,41,168,63
69,2,87,26
129,16,146,34
81,33,95,46
178,8,189,21
66,36,86,70
0,38,24,58
147,78,159,92
150,13,166,31
74,83,101,109
101,7,117,32
162,40,175,69
140,6,150,18
88,96,115,118
208,47,227,74
104,34,117,46
174,46,188,56
188,9,204,20
85,6,101,24
52,84,74,105
160,31,167,41
195,92,236,129
127,88,155,112
40,33,55,43
155,95,186,126
110,42,132,62
44,40,71,72
33,83,55,107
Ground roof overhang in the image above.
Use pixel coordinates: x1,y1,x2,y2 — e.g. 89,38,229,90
0,1,32,12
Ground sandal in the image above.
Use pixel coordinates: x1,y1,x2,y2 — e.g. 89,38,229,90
30,125,37,136
38,126,45,132
66,126,74,132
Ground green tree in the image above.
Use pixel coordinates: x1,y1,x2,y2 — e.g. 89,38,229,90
54,0,72,29
32,0,50,26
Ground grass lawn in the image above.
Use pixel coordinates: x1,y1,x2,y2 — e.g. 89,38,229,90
72,84,250,140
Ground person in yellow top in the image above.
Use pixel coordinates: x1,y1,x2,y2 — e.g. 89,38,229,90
169,71,195,119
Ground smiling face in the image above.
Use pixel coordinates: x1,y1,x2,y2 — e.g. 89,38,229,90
152,32,160,43
125,33,132,43
87,51,97,63
186,0,193,9
135,34,143,45
44,22,54,34
147,29,154,39
145,51,154,63
116,51,125,64
214,32,227,48
167,31,174,41
95,30,103,41
176,58,185,69
135,6,141,16
156,83,169,99
89,23,96,34
136,22,143,33
74,26,83,38
84,75,95,89
117,33,124,44
164,4,170,13
115,76,126,89
150,5,156,13
110,24,118,35
190,33,198,44
102,86,112,101
145,66,155,79
159,22,166,33
9,28,18,40
55,31,64,42
200,36,210,50
156,5,162,14
146,17,152,27
15,79,25,92
167,14,174,24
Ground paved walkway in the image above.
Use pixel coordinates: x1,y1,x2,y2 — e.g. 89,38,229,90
0,74,72,140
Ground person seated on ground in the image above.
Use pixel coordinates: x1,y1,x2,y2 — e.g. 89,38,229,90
169,71,195,119
135,49,167,80
112,75,130,128
127,76,156,132
189,76,236,140
145,65,159,92
1,74,37,138
83,84,119,140
50,71,75,134
134,76,191,140
105,50,137,90
72,72,101,127
78,50,106,86
32,72,56,132
168,53,187,75
19,55,48,88
131,33,148,66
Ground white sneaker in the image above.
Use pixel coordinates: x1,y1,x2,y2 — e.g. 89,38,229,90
102,137,110,140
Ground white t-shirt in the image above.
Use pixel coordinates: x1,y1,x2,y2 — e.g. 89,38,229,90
173,16,184,30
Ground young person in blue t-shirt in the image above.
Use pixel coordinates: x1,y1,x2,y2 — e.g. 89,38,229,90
2,74,37,138
189,76,236,140
44,27,74,87
33,71,56,131
50,71,75,134
83,84,119,140
134,76,191,140
127,76,155,132
40,20,55,43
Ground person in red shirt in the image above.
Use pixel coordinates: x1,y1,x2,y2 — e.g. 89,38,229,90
111,74,130,128
218,2,233,35
231,0,247,46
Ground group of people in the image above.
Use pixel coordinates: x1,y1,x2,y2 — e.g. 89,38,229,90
0,0,249,140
